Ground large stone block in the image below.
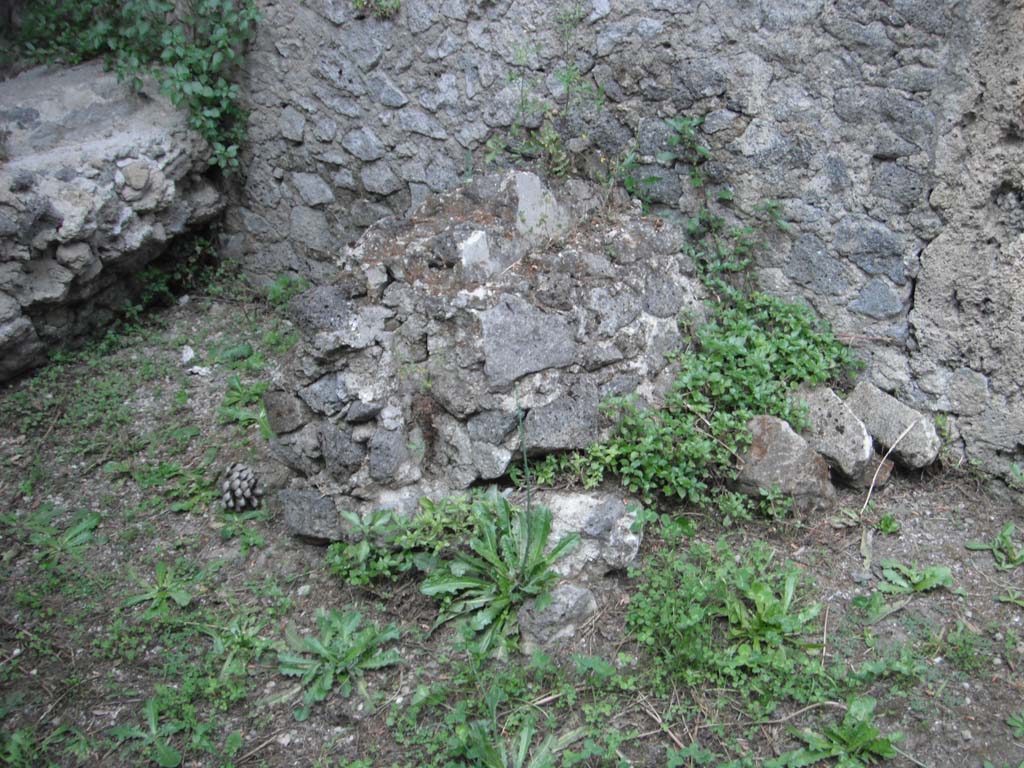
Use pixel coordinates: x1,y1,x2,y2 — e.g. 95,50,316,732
845,382,941,470
734,415,835,514
798,386,873,481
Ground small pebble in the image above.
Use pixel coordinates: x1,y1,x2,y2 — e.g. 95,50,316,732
296,584,312,597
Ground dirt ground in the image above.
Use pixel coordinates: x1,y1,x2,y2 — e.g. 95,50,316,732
1,286,1022,768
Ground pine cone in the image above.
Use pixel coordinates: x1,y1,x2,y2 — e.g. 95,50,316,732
221,462,263,511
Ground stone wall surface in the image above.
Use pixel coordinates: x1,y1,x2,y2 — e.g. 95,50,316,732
232,0,1024,477
269,171,704,518
0,61,224,381
271,173,943,548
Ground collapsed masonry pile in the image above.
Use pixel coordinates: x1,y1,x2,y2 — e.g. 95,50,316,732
266,172,941,648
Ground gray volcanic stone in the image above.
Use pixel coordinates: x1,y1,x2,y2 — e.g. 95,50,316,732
288,284,365,336
523,383,604,451
734,416,835,514
518,583,598,653
289,289,390,356
845,382,941,470
371,74,409,107
398,108,447,139
472,442,512,479
0,59,223,382
270,424,322,476
0,293,18,324
368,428,409,482
510,171,569,241
643,273,697,318
834,216,906,285
299,373,350,416
467,410,518,443
0,317,44,379
290,206,332,250
481,294,577,387
55,242,96,273
538,491,643,581
279,106,306,142
361,162,404,196
263,388,312,435
342,127,386,161
264,174,707,513
319,422,366,479
292,173,335,206
785,234,849,296
277,488,346,541
798,386,873,481
849,278,904,319
346,401,384,423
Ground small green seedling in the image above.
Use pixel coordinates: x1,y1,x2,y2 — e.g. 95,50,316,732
997,589,1024,610
966,523,1024,571
767,696,902,768
30,508,101,572
850,592,910,625
277,609,400,721
218,376,271,437
1006,710,1024,738
877,561,952,595
464,718,583,768
109,696,183,768
202,613,274,683
875,514,901,536
327,508,410,586
124,562,193,617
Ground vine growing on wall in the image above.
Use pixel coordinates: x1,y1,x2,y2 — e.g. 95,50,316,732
13,0,260,172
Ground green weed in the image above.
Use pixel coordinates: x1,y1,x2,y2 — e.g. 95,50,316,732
105,449,219,514
627,539,825,714
421,491,579,656
0,724,89,768
201,614,274,684
1005,710,1024,738
124,562,194,618
265,274,309,307
326,496,480,586
218,375,271,437
217,508,269,554
766,696,901,768
875,514,901,535
109,696,183,768
997,589,1024,610
930,621,991,674
1,505,101,578
877,561,953,594
463,717,582,768
277,608,401,721
966,522,1024,570
658,115,711,187
592,290,855,514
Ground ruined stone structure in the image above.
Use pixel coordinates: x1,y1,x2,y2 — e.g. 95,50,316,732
1,1,1021,478
0,62,224,381
232,0,1024,477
